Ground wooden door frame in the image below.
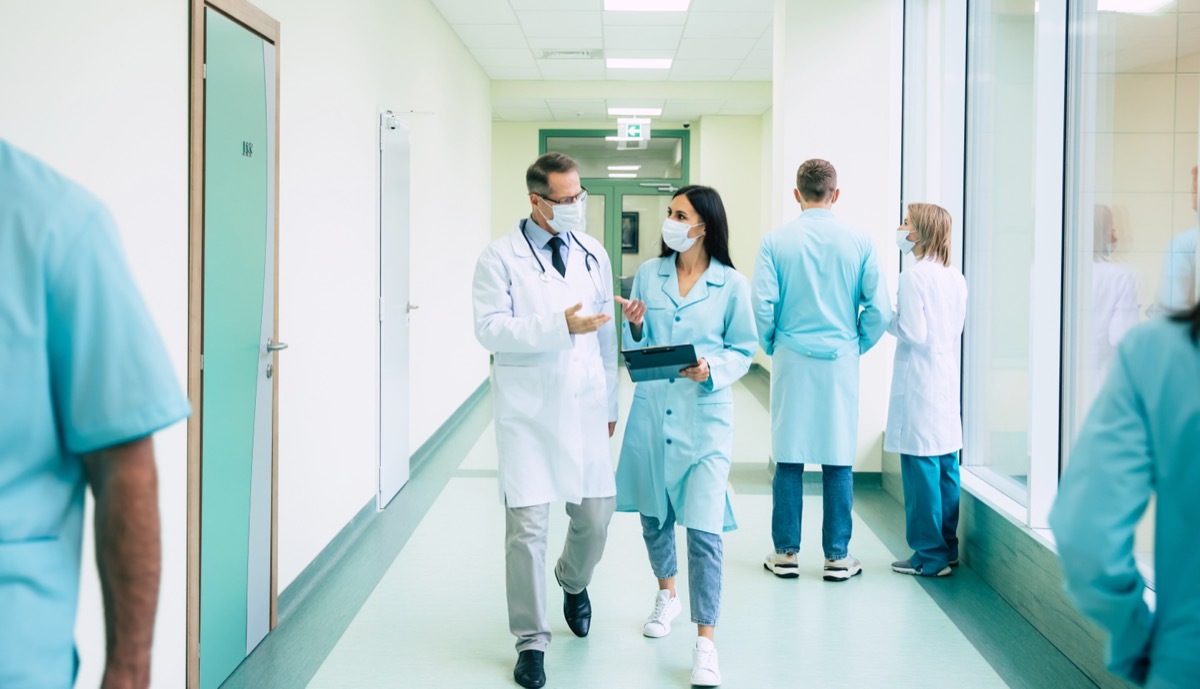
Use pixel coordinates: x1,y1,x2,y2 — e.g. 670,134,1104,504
187,1,280,687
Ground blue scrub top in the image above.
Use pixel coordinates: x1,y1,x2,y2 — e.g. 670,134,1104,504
0,139,190,688
1050,317,1200,689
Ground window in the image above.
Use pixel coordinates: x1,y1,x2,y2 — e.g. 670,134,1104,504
963,0,1040,505
1063,0,1200,581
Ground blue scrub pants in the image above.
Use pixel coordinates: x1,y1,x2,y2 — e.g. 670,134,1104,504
900,453,960,573
771,463,853,560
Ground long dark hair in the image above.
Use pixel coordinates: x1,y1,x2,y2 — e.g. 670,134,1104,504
659,184,735,269
1170,302,1200,344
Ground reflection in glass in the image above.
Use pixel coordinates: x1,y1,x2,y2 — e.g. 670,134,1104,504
963,0,1038,504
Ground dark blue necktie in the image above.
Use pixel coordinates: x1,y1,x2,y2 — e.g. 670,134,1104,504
548,236,566,277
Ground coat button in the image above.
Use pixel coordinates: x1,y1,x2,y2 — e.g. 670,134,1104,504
669,378,675,383
666,409,673,415
666,439,673,445
675,316,681,322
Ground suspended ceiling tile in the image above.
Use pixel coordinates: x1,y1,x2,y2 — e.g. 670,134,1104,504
683,12,771,39
470,47,538,68
605,68,675,81
603,10,689,27
546,98,609,119
527,36,604,53
430,0,519,25
740,50,771,71
675,37,758,61
688,0,773,11
603,24,684,52
537,59,607,80
509,0,599,9
661,98,727,120
669,58,742,80
453,24,531,50
731,67,772,82
492,103,555,120
519,10,604,38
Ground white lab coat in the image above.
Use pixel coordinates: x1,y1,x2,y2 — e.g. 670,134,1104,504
884,257,967,457
473,220,618,508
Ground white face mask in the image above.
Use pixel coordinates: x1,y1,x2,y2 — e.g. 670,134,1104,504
1103,240,1117,257
662,218,704,253
896,229,916,255
538,198,585,235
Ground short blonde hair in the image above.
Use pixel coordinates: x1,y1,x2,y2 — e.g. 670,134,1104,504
907,203,952,267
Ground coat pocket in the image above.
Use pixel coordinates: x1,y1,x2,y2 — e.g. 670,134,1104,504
492,364,544,419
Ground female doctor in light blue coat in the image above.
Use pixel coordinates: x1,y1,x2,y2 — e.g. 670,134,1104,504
614,185,757,688
1050,304,1200,689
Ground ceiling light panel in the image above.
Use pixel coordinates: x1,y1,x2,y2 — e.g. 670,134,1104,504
608,107,664,116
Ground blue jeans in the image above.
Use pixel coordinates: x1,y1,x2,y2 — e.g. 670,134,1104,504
640,500,723,627
771,463,853,559
900,453,960,573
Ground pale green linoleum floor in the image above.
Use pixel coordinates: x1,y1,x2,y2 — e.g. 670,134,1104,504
303,379,1014,689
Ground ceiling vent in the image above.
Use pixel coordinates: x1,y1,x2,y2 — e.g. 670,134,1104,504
540,49,603,60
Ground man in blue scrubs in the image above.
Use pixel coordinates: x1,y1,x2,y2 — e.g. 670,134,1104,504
0,139,190,688
753,159,892,582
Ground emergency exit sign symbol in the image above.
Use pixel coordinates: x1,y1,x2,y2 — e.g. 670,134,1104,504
626,124,642,139
243,141,254,157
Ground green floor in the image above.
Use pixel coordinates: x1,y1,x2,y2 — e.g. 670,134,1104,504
226,377,1098,689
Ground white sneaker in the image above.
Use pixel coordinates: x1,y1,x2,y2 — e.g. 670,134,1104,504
823,555,863,581
691,637,721,686
642,589,682,638
763,551,799,578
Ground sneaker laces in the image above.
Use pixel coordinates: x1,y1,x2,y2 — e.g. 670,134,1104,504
695,641,718,672
649,594,671,621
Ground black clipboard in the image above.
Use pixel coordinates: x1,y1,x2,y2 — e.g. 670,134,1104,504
623,344,699,382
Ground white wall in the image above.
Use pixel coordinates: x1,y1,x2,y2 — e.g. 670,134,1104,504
773,0,904,471
0,1,491,686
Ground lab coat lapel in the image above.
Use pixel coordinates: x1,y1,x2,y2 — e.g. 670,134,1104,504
658,256,681,308
677,259,725,311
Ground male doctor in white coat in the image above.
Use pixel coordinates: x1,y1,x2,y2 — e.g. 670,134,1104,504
473,152,619,689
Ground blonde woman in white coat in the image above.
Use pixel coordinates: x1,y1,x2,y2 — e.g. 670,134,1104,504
885,203,967,578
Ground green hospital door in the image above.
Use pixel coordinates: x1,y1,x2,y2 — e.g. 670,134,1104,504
200,8,277,689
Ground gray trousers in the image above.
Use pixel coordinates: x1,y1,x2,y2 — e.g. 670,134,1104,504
505,496,615,652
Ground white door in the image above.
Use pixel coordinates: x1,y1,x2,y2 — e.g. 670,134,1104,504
378,111,412,508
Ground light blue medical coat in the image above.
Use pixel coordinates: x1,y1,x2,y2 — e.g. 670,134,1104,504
751,209,892,465
0,139,190,688
615,257,757,534
1050,317,1200,689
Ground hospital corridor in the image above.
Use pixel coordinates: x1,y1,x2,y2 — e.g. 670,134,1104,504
1,0,1197,688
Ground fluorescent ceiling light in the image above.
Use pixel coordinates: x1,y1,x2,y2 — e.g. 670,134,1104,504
608,165,642,171
609,173,638,178
1097,0,1171,11
608,107,663,116
605,0,690,10
617,117,651,125
607,58,672,70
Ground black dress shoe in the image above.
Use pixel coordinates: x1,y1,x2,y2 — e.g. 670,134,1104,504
563,587,591,637
513,649,545,689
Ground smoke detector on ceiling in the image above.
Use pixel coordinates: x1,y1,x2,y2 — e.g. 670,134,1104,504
540,49,604,60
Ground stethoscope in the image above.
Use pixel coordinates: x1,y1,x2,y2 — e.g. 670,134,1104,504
519,218,607,305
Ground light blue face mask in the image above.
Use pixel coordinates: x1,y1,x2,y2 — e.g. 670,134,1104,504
539,197,585,235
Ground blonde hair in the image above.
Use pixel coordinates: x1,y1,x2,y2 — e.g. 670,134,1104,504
907,203,952,267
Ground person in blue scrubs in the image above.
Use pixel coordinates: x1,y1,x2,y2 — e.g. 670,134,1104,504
1050,304,1200,689
0,139,190,688
883,204,967,579
615,185,757,687
752,159,892,582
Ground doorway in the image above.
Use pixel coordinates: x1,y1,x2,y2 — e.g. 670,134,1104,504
187,1,281,688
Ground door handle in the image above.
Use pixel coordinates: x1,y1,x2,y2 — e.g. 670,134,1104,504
407,303,419,313
266,339,289,352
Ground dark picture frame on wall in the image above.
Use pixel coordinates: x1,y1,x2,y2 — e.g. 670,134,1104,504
621,211,639,253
